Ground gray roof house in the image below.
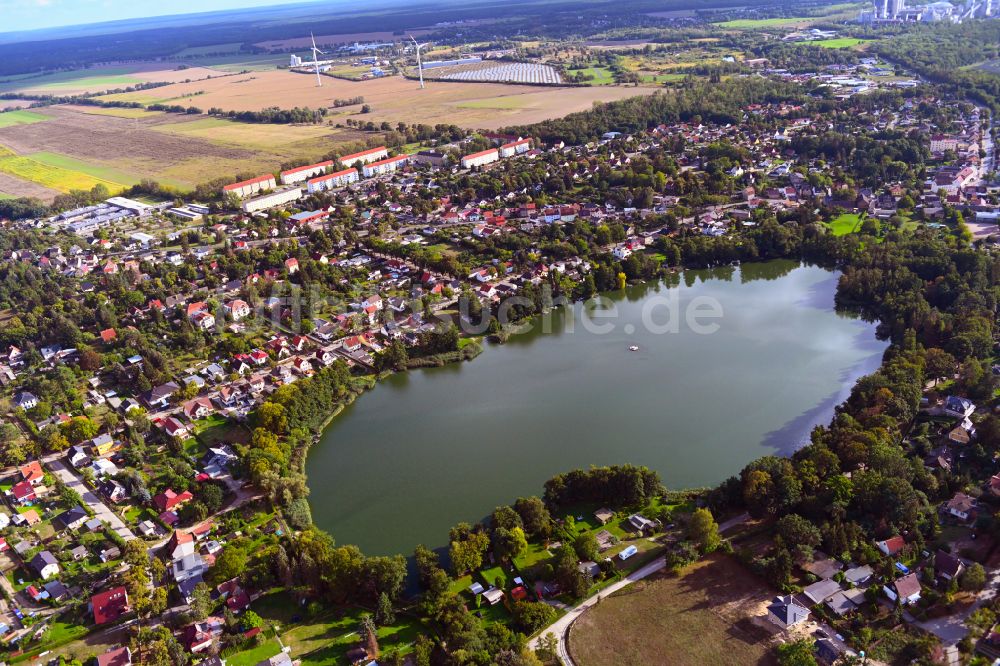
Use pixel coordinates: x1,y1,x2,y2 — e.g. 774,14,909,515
766,595,810,628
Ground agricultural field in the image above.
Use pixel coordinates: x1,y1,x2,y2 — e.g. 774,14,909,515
0,110,49,128
0,99,40,111
59,105,164,119
0,64,231,96
714,16,817,28
0,153,127,193
96,69,658,129
812,37,872,49
0,105,365,200
715,2,865,29
569,556,779,666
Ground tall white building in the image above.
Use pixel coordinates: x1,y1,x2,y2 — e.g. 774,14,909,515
888,0,905,17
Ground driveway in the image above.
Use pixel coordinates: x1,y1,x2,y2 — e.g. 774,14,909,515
47,458,136,542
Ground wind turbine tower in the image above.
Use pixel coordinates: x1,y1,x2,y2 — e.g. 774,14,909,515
410,36,429,89
310,32,325,87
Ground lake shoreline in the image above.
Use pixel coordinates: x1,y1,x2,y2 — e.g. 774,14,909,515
303,259,886,555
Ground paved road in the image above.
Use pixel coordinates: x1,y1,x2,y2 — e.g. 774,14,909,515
47,458,136,542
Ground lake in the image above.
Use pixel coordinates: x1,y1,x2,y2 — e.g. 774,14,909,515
307,260,887,555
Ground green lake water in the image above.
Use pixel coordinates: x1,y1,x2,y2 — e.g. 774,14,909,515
307,260,887,555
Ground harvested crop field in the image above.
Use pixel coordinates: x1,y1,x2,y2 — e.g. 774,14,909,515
1,64,231,96
0,171,60,200
0,105,366,200
569,556,779,666
98,70,659,129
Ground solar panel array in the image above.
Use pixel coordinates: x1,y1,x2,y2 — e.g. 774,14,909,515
440,62,562,85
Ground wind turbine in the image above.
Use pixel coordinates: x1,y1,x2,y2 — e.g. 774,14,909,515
310,32,325,87
410,35,429,89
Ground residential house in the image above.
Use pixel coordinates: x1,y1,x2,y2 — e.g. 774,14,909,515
96,647,132,666
225,300,251,322
944,395,976,418
875,536,906,557
18,460,44,485
627,514,656,533
100,479,128,503
54,505,89,531
944,492,976,522
935,550,965,582
143,382,180,409
92,586,129,625
153,489,194,513
884,573,921,605
843,565,873,586
14,391,38,410
9,480,37,505
90,433,115,456
801,579,842,605
766,595,810,628
166,530,196,560
30,550,60,579
173,552,209,600
163,417,189,440
183,397,214,421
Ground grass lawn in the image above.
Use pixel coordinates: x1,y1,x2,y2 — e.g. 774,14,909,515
11,618,92,663
813,37,871,49
478,565,511,589
248,591,426,663
0,110,50,128
194,414,250,448
513,541,553,571
226,638,284,666
447,574,474,596
570,555,777,666
825,212,864,236
714,16,812,28
566,66,615,85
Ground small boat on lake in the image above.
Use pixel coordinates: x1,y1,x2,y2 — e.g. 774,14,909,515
628,345,639,352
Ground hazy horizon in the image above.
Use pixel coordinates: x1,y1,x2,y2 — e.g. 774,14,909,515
0,0,313,34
